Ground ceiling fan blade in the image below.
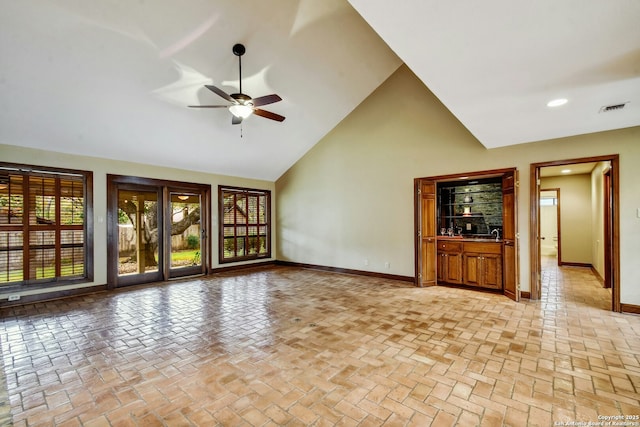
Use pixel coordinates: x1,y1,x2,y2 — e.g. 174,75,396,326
251,94,282,107
205,85,236,103
232,115,243,125
253,108,285,122
188,105,228,108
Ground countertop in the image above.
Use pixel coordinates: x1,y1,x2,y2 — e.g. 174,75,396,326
437,236,502,243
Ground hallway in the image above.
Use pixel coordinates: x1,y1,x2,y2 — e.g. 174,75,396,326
540,255,612,311
1,265,639,426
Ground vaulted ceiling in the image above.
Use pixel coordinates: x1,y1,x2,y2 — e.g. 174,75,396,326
2,1,639,181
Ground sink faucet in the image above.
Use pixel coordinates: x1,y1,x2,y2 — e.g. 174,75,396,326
491,229,500,241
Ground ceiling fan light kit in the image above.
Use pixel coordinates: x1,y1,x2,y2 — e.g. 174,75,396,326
229,103,253,119
189,43,285,125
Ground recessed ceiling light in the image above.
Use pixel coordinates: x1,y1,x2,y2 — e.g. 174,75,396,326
561,169,571,174
547,98,568,107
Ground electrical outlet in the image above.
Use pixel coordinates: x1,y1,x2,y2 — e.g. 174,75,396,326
384,262,390,269
364,259,369,266
8,295,20,302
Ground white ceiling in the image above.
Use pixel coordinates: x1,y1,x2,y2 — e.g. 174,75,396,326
540,162,597,177
0,0,401,181
348,0,640,148
2,1,639,181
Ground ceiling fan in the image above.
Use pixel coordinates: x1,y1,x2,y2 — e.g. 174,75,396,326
189,43,285,125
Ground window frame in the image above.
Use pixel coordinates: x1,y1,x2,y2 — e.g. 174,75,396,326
0,162,93,292
218,185,271,264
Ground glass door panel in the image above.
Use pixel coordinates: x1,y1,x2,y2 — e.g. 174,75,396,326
117,189,161,280
107,175,209,288
169,192,203,275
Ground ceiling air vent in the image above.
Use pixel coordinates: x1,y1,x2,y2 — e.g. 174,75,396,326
599,102,628,113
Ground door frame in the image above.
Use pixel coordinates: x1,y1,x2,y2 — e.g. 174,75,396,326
529,155,620,311
107,175,211,289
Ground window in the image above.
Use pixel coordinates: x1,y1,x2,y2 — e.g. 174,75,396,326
540,197,557,206
219,186,271,263
0,164,93,287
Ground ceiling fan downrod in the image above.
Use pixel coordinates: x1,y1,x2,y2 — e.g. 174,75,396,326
233,43,246,95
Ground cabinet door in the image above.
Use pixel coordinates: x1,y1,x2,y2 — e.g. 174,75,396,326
502,191,515,241
446,253,463,284
481,253,503,289
503,241,517,297
502,171,519,301
463,253,481,287
418,180,437,286
463,252,502,289
437,253,445,283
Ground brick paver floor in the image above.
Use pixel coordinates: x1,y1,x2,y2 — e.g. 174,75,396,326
1,260,639,426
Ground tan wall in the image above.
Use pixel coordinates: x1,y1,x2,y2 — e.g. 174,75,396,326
0,144,275,298
540,175,592,265
276,65,640,305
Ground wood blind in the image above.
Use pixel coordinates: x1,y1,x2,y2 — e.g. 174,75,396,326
219,186,270,263
0,166,89,285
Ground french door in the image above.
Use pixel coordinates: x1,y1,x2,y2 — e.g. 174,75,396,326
114,185,163,287
107,175,210,288
168,190,204,277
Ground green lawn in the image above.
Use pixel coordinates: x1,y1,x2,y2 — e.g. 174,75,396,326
171,249,199,262
171,249,201,267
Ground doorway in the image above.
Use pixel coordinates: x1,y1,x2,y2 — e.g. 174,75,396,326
539,189,559,260
107,175,211,289
529,155,619,311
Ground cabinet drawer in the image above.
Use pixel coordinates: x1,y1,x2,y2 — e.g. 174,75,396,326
438,241,462,252
463,241,502,254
